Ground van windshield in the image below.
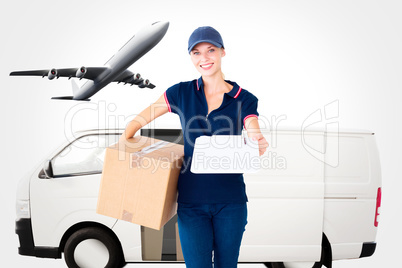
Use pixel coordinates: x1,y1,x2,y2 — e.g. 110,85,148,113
51,134,120,177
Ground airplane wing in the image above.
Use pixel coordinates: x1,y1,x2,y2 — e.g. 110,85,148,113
113,69,155,89
113,69,136,83
10,67,109,80
11,67,155,89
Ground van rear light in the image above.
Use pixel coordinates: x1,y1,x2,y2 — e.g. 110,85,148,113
374,187,381,227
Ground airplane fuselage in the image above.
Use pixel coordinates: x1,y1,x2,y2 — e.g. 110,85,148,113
73,21,169,100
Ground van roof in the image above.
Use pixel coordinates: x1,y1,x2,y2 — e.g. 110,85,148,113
259,127,374,135
72,127,375,137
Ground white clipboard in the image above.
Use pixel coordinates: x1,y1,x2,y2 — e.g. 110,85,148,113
190,135,260,174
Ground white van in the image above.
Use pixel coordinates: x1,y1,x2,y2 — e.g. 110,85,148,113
15,128,381,268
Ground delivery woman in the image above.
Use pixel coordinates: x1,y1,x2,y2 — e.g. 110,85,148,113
121,26,268,268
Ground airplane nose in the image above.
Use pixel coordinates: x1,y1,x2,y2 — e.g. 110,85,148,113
152,21,169,32
159,21,169,32
160,21,169,27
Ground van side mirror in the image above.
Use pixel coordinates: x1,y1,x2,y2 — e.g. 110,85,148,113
43,160,54,179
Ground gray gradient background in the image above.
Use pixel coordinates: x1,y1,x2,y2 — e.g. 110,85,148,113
1,0,401,267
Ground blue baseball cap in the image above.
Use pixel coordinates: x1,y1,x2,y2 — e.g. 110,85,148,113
188,26,224,54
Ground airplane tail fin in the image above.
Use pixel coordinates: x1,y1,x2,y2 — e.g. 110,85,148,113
51,96,90,101
50,80,89,101
71,79,80,96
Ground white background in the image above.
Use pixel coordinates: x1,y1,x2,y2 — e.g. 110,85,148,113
1,0,401,267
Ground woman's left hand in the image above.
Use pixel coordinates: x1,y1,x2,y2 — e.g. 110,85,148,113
251,133,269,156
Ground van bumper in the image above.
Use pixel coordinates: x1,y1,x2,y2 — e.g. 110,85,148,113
360,242,376,258
15,218,61,259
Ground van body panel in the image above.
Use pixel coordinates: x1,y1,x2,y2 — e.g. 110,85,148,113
330,243,363,260
239,245,321,262
16,166,37,201
324,199,377,244
111,220,142,261
240,132,324,262
30,172,117,247
323,133,381,259
323,199,377,260
325,134,381,199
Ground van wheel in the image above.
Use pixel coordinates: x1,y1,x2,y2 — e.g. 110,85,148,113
271,262,322,268
64,227,124,268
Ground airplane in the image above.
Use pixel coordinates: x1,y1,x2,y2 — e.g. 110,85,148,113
10,21,169,101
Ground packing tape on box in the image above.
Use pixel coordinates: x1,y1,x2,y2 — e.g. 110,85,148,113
130,140,169,168
122,210,133,222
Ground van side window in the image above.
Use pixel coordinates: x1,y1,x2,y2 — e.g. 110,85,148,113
51,134,119,177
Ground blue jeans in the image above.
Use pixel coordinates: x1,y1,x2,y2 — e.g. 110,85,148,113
177,203,248,268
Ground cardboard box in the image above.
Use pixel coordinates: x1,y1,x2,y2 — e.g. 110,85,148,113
96,136,184,230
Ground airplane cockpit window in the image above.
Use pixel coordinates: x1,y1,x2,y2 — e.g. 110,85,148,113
51,134,119,177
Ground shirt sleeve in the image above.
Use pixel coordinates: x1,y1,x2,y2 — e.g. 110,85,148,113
164,83,181,114
241,94,259,130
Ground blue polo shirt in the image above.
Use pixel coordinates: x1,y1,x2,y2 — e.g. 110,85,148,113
164,77,259,204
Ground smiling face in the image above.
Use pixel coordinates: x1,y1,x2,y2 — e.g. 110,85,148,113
190,42,226,78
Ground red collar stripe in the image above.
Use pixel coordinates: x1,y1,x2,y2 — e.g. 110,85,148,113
234,87,242,98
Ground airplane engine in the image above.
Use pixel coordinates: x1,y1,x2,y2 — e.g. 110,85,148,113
134,73,141,80
48,69,57,80
138,79,150,88
126,73,143,85
133,73,141,83
76,66,87,79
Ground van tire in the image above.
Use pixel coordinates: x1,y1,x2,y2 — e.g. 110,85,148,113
64,227,124,268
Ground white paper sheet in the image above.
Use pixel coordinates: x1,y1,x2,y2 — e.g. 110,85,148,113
190,135,260,174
